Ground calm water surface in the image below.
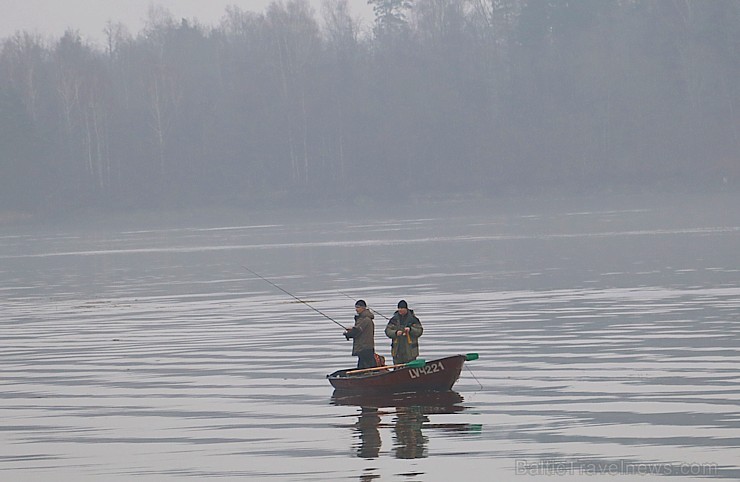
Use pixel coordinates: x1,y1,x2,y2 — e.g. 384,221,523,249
1,193,739,481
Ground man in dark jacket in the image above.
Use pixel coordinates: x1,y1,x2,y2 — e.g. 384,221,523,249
344,300,377,369
385,300,423,364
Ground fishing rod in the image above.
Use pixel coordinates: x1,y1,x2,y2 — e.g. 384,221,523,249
241,265,349,330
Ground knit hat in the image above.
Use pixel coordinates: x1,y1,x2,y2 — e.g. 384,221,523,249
397,300,408,309
355,299,367,308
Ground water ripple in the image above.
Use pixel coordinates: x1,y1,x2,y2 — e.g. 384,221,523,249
2,201,739,479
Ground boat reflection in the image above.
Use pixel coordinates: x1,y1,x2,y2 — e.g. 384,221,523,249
332,390,477,460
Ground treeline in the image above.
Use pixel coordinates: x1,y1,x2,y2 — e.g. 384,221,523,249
1,0,739,214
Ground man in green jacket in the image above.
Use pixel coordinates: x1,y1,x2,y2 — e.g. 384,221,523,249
385,300,423,365
344,300,377,369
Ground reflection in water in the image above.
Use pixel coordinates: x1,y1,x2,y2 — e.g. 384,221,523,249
355,406,381,459
332,391,475,460
359,468,381,481
393,406,428,459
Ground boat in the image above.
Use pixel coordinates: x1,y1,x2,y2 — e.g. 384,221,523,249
327,354,476,394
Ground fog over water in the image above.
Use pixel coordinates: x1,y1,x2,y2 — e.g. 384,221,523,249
2,193,738,480
3,3,739,479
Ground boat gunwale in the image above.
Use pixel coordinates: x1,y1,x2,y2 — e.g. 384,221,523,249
327,354,466,380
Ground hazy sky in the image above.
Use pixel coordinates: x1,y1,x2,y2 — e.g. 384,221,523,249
0,0,374,44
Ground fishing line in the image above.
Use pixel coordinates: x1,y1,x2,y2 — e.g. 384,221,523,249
337,291,390,321
465,364,483,390
241,265,348,330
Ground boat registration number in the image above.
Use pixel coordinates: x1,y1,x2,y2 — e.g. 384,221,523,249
408,361,444,379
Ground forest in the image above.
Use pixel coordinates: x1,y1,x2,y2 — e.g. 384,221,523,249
1,0,739,217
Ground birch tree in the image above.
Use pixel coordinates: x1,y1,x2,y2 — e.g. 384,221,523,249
266,0,321,185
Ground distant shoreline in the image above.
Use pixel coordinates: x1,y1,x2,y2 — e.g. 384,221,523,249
3,187,738,230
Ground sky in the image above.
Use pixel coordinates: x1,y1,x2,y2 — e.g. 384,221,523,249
0,0,374,45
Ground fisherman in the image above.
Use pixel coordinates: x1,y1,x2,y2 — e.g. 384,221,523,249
385,300,423,365
344,300,377,369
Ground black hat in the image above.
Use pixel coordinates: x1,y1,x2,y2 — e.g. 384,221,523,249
355,299,367,308
397,300,408,309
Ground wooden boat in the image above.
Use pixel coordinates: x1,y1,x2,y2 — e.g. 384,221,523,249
327,354,473,394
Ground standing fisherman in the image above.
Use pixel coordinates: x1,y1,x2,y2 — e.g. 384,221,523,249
344,300,377,369
385,300,423,365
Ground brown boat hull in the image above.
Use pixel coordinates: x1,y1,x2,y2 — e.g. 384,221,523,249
327,355,466,393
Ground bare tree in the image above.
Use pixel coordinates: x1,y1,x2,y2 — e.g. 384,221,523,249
266,0,321,185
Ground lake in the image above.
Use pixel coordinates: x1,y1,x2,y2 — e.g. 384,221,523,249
1,192,739,481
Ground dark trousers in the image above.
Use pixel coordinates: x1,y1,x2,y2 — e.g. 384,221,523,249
356,349,377,369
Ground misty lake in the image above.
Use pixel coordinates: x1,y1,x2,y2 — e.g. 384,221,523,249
1,192,739,481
